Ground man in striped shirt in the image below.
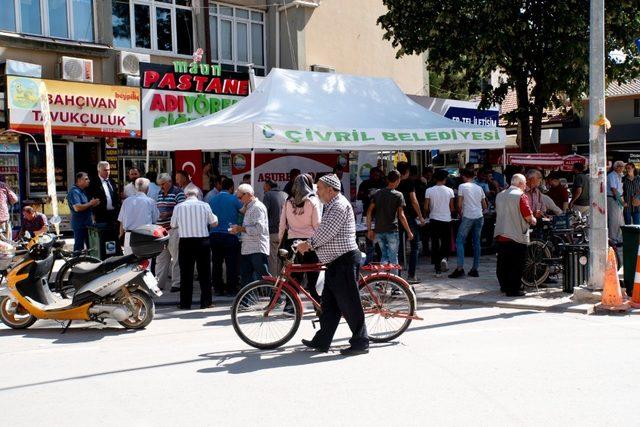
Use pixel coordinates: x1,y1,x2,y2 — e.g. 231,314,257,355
155,173,186,292
171,187,218,309
297,174,369,356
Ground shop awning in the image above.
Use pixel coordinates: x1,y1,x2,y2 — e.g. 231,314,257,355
506,153,564,167
146,68,506,152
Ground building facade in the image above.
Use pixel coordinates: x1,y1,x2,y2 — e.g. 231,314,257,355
0,0,427,228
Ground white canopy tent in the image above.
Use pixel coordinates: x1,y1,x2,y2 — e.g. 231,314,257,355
146,68,506,184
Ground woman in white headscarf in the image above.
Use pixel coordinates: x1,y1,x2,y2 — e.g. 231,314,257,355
279,173,322,302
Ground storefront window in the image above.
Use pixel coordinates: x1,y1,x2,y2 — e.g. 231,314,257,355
210,2,266,75
114,0,194,56
6,0,93,40
28,143,68,195
0,0,17,31
20,0,43,35
48,0,69,38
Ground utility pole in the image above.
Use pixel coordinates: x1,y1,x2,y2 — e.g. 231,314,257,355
588,0,607,290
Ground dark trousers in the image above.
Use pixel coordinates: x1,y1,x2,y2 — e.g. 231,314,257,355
399,221,420,276
72,226,89,252
285,238,321,303
240,252,270,286
496,240,527,294
430,219,452,271
210,233,240,294
178,237,212,308
311,250,369,350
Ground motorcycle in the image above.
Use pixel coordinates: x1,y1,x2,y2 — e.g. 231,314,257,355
0,224,168,330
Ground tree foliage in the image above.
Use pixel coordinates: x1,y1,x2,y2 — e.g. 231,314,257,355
378,0,640,152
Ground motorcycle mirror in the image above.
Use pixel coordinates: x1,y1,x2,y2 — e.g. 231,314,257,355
50,215,62,225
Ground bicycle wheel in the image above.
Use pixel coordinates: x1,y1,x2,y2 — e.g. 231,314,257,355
55,256,101,299
359,276,415,343
521,240,551,288
231,280,302,350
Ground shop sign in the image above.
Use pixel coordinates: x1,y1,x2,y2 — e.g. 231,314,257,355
257,125,503,145
6,76,141,137
140,62,249,138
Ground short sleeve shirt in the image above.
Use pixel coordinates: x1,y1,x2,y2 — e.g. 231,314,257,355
372,188,405,233
425,185,455,222
397,179,418,220
458,182,486,219
66,185,93,228
572,173,590,206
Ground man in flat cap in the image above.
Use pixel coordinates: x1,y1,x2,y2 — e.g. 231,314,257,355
297,174,369,356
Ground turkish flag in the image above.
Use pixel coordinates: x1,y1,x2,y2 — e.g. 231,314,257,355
174,150,203,187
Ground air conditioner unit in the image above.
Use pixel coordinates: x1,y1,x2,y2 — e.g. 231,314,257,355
118,51,150,76
310,64,335,73
60,56,93,82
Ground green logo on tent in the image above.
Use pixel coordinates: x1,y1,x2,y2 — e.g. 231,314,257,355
262,125,275,139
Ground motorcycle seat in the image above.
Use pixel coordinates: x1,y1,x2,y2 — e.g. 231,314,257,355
70,254,138,288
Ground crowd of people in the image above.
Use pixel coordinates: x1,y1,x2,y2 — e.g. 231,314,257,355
2,157,639,306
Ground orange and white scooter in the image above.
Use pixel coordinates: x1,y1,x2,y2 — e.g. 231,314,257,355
0,224,168,331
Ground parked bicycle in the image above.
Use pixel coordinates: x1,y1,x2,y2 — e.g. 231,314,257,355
231,243,422,349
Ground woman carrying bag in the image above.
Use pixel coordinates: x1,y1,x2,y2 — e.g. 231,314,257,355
279,173,322,304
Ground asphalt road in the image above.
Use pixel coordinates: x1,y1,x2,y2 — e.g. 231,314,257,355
1,302,639,426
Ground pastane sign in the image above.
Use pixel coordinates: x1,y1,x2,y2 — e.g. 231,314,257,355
6,76,141,137
140,62,249,138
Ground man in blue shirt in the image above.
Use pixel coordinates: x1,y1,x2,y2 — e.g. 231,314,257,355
67,172,100,251
209,178,243,296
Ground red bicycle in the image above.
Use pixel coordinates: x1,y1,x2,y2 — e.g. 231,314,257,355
231,246,422,349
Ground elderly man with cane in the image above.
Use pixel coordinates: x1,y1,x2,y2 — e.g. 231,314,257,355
296,174,369,356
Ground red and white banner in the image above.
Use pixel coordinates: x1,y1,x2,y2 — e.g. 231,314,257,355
506,153,563,167
231,153,349,199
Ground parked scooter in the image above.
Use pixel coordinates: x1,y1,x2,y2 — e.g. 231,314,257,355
0,224,168,330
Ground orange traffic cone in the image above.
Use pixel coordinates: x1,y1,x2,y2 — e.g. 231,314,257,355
601,246,629,310
630,245,640,309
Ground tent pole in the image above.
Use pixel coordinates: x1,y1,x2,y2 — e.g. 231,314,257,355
502,147,506,170
250,148,255,189
145,145,150,173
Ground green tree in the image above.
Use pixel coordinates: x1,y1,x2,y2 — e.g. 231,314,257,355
378,0,640,152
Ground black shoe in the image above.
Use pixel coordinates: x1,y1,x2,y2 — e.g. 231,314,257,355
176,304,191,310
339,346,369,356
200,303,214,309
505,291,526,297
448,269,465,279
301,339,328,353
468,269,479,277
170,286,180,293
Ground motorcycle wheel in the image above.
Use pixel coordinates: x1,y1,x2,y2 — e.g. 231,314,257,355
117,290,155,329
0,296,37,329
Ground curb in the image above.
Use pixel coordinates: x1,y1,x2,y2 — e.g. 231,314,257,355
415,295,596,315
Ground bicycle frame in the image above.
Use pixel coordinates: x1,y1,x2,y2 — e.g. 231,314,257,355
261,259,422,321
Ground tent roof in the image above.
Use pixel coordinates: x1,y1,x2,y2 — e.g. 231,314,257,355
147,68,505,152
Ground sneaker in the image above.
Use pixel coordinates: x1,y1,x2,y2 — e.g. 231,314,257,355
448,269,465,279
468,269,479,278
283,304,296,317
440,258,449,272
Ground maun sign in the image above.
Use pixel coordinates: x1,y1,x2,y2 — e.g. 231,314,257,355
140,62,249,138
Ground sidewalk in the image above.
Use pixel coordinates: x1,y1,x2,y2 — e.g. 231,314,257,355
409,256,597,315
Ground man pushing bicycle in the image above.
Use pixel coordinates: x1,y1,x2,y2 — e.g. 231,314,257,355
296,174,370,356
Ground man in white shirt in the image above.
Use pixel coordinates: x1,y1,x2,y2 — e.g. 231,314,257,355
89,161,120,229
424,169,455,276
449,169,488,278
176,170,203,201
171,187,218,309
118,178,159,255
123,167,141,199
